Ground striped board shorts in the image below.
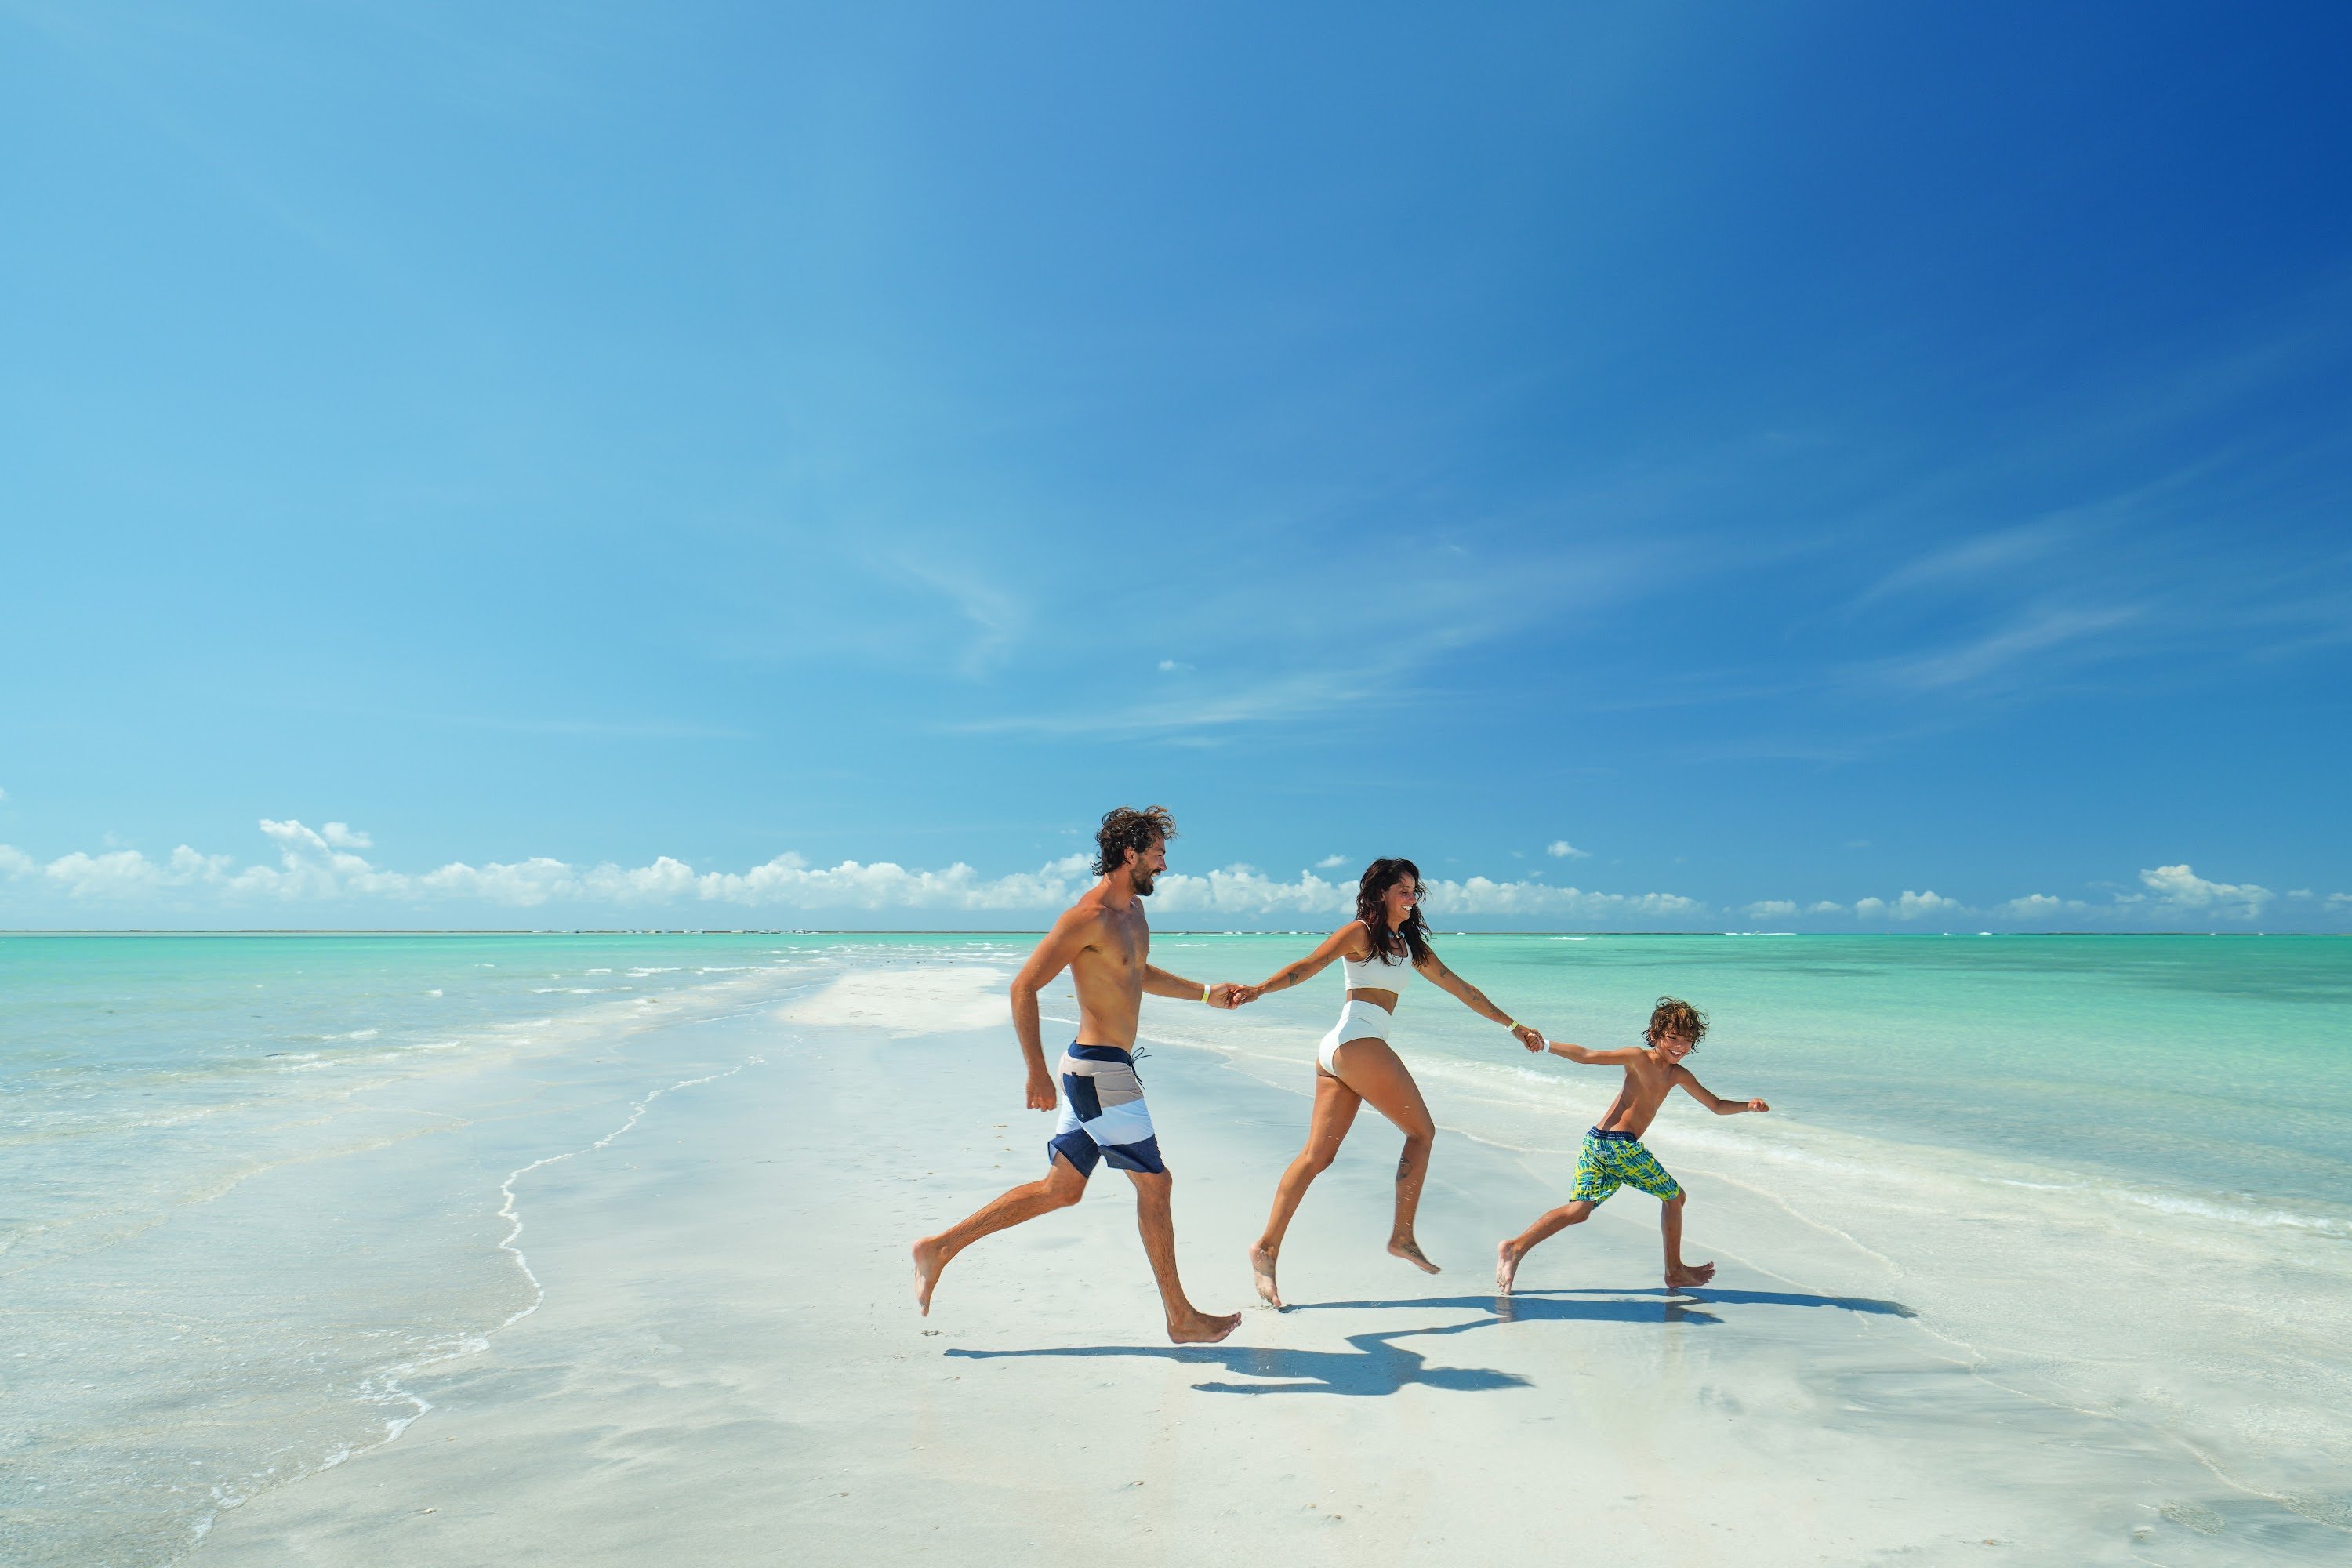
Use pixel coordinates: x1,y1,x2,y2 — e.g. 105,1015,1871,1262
1047,1044,1167,1178
1570,1127,1684,1204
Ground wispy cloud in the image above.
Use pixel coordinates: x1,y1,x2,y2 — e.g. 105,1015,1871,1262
1852,521,2074,608
946,530,1664,739
887,554,1030,679
1866,606,2145,695
1547,840,1591,859
948,665,1398,737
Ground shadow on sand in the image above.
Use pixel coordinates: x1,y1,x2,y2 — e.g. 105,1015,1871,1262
944,1286,1912,1397
1291,1287,1916,1323
946,1316,1537,1396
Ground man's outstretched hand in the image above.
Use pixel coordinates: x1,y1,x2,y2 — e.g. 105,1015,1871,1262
1511,1023,1546,1053
1207,982,1255,1009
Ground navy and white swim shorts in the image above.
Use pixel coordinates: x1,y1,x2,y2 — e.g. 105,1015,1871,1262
1047,1044,1167,1177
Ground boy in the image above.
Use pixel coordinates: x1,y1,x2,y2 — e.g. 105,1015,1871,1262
1495,997,1767,1296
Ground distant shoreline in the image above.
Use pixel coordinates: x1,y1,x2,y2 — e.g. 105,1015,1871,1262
1,928,2335,938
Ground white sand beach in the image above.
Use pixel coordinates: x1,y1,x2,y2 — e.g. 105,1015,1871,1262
171,958,2304,1567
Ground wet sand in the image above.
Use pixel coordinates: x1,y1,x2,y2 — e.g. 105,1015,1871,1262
192,975,2233,1566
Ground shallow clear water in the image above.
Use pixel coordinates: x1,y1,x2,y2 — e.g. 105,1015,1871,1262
1143,931,2352,1546
0,932,1022,1567
5,931,2349,1562
1147,932,2352,1210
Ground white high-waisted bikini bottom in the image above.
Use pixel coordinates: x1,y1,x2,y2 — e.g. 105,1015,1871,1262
1317,999,1394,1075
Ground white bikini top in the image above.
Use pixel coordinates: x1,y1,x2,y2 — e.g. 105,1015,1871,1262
1341,922,1416,992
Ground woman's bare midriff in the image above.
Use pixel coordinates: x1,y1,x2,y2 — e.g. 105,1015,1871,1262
1344,987,1399,1010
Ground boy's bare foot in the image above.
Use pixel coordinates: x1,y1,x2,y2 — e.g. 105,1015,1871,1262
1495,1240,1521,1296
1664,1260,1716,1292
1249,1243,1283,1308
1388,1237,1441,1275
1168,1309,1243,1345
912,1237,946,1316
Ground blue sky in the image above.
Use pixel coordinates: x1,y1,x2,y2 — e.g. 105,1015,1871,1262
4,2,2349,930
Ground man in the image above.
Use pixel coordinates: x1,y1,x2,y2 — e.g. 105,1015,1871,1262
1495,996,1770,1296
912,805,1244,1344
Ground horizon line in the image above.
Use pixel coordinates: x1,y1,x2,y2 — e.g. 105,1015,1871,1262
0,928,2330,939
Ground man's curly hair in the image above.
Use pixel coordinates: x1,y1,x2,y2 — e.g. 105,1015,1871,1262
1645,996,1709,1047
1094,805,1176,877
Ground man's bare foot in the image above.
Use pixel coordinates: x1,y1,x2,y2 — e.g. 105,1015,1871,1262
1495,1240,1522,1296
1388,1236,1441,1275
1168,1310,1243,1345
1249,1243,1283,1308
1664,1260,1716,1291
912,1237,947,1316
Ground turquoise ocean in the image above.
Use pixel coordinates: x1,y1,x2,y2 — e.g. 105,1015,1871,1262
5,931,2349,1562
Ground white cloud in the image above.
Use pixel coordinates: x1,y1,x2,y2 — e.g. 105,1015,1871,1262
2133,863,2273,918
1846,890,1963,920
0,786,9,804
2287,889,2314,899
2329,893,2352,909
1315,854,1351,869
42,844,236,898
1895,890,1963,919
1546,840,1591,859
1806,900,1844,914
1744,900,1798,918
0,821,1713,924
1998,893,2084,920
1157,659,1192,673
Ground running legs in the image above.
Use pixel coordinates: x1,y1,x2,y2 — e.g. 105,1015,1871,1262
912,1154,1086,1315
912,1154,1238,1344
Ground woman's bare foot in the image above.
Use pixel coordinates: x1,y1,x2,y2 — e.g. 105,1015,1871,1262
1664,1260,1716,1291
1388,1236,1441,1275
912,1237,947,1315
1494,1240,1522,1296
1167,1309,1243,1345
1249,1243,1283,1308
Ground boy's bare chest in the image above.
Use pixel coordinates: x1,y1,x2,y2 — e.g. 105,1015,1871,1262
1623,1061,1675,1112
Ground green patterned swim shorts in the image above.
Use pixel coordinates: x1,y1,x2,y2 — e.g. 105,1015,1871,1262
1570,1127,1684,1203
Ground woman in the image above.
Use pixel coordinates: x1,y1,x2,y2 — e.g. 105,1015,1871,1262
1233,858,1544,1308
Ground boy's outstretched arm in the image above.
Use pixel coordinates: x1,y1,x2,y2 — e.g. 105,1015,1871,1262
1544,1040,1647,1066
1674,1066,1769,1115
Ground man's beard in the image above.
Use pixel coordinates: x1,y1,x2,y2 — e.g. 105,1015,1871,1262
1131,869,1158,896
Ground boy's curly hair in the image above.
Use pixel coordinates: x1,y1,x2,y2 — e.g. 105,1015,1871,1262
1094,804,1176,876
1645,996,1709,1047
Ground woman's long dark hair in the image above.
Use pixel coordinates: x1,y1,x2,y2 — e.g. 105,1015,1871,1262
1355,858,1432,967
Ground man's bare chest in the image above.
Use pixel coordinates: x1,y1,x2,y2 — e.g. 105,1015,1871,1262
1083,916,1150,981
